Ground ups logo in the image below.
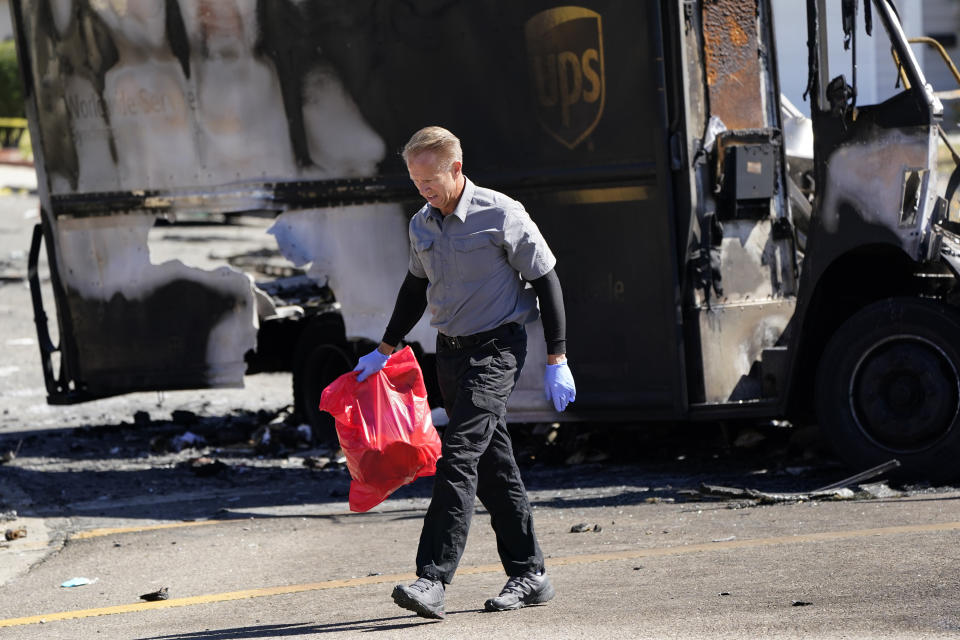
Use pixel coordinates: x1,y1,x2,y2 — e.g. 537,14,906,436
525,6,605,150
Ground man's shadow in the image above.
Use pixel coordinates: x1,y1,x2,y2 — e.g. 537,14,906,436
136,611,476,638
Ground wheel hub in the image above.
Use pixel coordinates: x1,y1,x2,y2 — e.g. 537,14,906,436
851,337,960,452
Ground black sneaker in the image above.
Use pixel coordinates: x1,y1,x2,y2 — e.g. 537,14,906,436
484,571,555,612
392,576,445,619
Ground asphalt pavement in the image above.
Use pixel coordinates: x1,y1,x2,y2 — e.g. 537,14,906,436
0,484,958,639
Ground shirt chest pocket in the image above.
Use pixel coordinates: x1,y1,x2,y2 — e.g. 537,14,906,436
413,237,438,281
453,234,499,283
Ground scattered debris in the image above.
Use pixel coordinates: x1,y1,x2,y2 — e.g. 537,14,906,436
296,424,312,443
4,527,26,541
857,482,902,499
645,497,675,504
712,535,736,542
139,587,169,602
273,422,313,449
225,247,303,278
150,435,171,453
61,577,97,588
0,510,17,523
699,484,855,504
171,410,199,426
303,456,331,470
697,459,901,505
212,424,253,447
170,431,207,452
813,459,901,492
252,425,273,453
184,457,228,477
792,600,813,607
1,439,22,464
719,592,731,596
570,523,602,533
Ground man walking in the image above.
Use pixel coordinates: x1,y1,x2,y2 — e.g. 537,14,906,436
353,126,576,618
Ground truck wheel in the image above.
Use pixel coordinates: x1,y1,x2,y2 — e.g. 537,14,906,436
292,342,353,444
815,298,960,482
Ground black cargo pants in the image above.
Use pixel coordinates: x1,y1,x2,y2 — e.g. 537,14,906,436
416,322,544,584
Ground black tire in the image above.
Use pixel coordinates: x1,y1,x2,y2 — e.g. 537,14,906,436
815,297,960,482
292,340,354,445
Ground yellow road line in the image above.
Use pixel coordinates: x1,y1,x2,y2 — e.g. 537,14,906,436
71,520,231,540
0,572,420,628
72,512,370,540
3,520,959,628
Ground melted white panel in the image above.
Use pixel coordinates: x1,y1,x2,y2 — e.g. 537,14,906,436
179,0,296,183
64,72,122,192
300,66,387,178
54,214,257,385
89,1,201,190
268,204,433,349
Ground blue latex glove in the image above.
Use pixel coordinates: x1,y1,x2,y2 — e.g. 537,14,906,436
544,361,576,412
354,348,389,382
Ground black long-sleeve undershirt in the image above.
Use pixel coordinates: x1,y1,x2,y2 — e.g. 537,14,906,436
529,268,566,355
382,271,429,348
381,268,567,355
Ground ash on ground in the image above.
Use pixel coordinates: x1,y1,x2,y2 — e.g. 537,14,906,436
1,406,946,526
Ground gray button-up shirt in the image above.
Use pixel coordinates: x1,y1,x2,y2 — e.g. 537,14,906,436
408,177,556,337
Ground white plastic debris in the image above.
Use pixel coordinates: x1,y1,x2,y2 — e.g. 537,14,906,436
170,431,206,452
296,424,312,442
61,577,98,588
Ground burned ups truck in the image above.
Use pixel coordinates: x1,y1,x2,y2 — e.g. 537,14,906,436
13,0,960,478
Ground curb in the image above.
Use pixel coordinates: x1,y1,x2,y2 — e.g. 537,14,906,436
0,479,66,588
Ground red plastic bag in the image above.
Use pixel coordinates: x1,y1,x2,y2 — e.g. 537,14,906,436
318,346,442,512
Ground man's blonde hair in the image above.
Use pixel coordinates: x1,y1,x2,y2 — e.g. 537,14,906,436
402,126,463,170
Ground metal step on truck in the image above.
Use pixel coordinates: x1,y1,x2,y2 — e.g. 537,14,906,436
13,0,960,480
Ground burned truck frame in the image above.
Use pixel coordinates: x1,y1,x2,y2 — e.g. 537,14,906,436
13,0,960,479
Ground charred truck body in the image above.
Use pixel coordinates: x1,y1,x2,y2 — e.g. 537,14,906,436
13,0,960,479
